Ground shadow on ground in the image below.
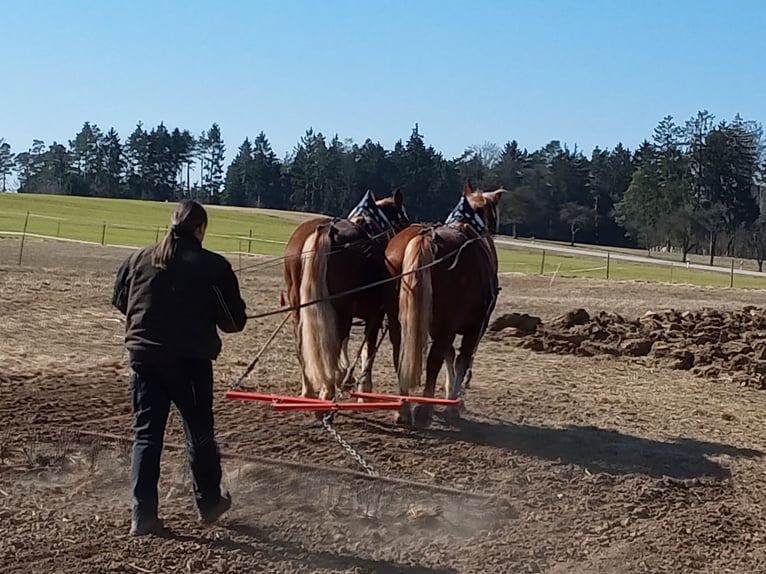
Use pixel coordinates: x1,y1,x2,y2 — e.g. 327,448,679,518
347,411,763,480
166,523,457,574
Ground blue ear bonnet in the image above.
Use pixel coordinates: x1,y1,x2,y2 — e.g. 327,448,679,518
444,195,487,234
347,190,392,230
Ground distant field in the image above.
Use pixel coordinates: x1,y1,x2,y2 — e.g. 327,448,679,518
0,193,318,256
496,246,766,289
2,193,766,289
507,235,766,274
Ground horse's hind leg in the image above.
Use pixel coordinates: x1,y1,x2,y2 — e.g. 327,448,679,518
323,314,353,401
356,313,384,395
290,310,317,399
383,280,402,374
443,345,456,398
412,335,453,429
445,327,482,421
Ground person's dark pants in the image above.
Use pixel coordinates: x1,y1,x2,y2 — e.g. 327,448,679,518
129,353,223,523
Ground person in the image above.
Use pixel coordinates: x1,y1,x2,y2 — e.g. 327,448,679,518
111,199,247,536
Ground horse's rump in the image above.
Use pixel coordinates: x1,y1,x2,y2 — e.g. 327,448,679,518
425,226,498,331
324,220,390,315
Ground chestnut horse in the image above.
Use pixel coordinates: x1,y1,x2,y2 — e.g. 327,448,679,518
384,181,505,428
283,189,409,402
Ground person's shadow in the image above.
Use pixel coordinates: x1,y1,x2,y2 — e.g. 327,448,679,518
351,412,763,480
167,523,457,574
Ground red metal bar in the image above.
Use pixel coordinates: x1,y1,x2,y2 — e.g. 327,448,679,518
350,391,462,406
225,390,331,404
272,401,404,411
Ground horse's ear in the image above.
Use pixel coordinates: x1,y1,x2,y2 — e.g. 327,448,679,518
393,187,403,208
463,180,474,196
486,188,507,204
367,189,378,201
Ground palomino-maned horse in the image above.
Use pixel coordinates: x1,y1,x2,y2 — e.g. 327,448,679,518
283,189,409,403
384,181,505,428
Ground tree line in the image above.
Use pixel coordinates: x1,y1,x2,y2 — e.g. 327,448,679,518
1,111,764,266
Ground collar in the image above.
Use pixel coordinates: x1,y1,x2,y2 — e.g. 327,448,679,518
174,234,203,249
347,190,392,234
444,195,487,235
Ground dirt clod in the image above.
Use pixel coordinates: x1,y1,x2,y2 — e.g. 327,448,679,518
494,306,766,389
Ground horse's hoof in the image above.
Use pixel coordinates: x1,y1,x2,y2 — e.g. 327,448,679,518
444,405,462,423
412,404,434,429
394,405,413,427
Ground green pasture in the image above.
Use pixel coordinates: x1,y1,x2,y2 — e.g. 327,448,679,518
0,193,310,256
2,193,766,289
496,246,766,289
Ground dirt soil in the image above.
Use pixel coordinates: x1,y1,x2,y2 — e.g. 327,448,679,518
3,237,766,573
488,306,766,389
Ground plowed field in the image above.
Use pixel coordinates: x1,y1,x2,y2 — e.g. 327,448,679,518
3,237,766,573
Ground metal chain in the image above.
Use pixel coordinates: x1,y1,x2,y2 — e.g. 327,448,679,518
321,412,377,476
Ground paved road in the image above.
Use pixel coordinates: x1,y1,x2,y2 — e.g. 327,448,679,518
494,237,766,279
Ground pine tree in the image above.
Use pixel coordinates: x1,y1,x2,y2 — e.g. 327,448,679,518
223,138,254,206
101,128,125,197
0,139,14,191
252,131,285,208
203,123,225,203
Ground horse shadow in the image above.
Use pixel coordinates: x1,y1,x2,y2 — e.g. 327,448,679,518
442,412,764,479
351,411,763,480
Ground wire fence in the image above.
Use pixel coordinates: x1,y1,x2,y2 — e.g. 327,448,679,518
0,209,288,268
497,246,766,290
3,208,766,290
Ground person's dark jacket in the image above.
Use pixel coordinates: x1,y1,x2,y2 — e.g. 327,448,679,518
111,236,247,362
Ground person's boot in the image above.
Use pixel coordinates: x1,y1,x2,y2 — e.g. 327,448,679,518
130,515,165,536
198,492,232,524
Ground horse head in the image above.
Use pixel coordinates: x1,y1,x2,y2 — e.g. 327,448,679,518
445,180,506,235
348,188,409,234
374,188,409,232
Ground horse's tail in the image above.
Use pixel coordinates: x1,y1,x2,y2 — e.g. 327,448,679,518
397,233,434,394
298,226,341,395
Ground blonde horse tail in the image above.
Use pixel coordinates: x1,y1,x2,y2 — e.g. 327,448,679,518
397,233,434,394
298,227,341,396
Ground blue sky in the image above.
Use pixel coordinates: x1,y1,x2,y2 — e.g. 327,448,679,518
3,0,766,165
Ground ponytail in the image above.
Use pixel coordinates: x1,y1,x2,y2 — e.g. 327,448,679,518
152,199,208,270
152,232,177,270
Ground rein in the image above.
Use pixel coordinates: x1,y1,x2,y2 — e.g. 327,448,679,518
242,197,496,322
235,225,393,275
245,235,483,320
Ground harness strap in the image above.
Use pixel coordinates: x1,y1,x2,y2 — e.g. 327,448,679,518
245,236,483,320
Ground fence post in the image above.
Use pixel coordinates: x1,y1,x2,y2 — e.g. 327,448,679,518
101,223,107,246
248,229,253,254
670,264,674,284
729,259,735,288
540,250,546,275
155,227,160,243
56,221,61,237
238,239,242,272
18,211,30,266
606,252,611,280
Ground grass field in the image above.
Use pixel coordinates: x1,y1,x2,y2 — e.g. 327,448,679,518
3,192,766,289
497,247,766,289
0,193,315,256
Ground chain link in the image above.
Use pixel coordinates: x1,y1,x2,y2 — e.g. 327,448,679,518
321,412,377,476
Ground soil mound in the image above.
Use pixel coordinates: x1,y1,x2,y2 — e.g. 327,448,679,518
489,306,766,389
